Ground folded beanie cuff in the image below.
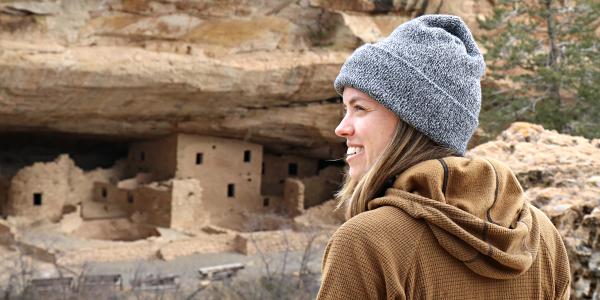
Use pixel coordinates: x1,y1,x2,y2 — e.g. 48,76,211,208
334,44,479,155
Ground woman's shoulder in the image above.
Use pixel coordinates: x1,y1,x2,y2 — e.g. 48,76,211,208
319,207,427,299
331,205,428,252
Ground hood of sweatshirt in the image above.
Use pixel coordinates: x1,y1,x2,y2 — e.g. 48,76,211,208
368,157,541,280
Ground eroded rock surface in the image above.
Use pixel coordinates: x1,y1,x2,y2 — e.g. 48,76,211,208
468,122,600,299
0,0,493,157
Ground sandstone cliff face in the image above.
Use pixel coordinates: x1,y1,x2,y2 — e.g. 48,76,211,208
469,122,600,299
0,0,492,157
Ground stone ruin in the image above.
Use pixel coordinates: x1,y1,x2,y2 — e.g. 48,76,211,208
0,134,342,235
0,133,344,272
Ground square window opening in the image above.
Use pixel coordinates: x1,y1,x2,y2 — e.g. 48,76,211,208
227,184,235,198
244,150,251,162
196,153,203,165
288,163,298,176
33,193,42,206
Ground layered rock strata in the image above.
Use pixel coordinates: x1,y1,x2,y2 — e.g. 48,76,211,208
0,0,493,157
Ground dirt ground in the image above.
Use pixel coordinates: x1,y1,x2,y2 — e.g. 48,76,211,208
0,200,340,299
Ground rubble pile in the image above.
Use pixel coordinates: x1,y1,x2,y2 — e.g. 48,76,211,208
293,198,344,230
469,122,600,299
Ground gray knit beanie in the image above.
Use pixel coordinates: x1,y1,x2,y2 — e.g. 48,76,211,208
334,14,485,155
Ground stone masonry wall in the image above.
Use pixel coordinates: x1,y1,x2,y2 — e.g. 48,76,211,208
6,155,74,221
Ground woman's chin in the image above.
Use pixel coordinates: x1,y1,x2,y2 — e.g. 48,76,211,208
348,166,365,181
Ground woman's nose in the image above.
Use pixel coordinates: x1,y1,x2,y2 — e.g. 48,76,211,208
335,116,353,137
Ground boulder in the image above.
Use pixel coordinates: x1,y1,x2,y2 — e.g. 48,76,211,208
469,122,600,298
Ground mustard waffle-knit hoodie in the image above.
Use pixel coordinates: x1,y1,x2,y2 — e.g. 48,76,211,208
317,157,570,299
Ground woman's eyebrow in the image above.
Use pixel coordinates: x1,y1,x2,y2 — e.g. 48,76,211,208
345,97,366,106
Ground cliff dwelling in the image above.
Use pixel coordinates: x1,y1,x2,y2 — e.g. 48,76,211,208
0,0,597,297
0,132,343,242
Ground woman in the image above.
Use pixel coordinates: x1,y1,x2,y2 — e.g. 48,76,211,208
317,15,570,299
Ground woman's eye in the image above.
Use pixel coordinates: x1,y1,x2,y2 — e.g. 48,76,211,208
342,105,366,115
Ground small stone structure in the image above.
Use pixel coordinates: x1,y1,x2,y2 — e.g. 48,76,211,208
261,154,318,196
127,135,178,180
82,173,154,220
269,166,343,217
300,166,343,208
82,177,206,232
126,134,264,225
157,234,235,261
83,182,131,219
71,218,159,241
283,178,304,217
130,179,206,231
233,229,330,256
3,154,126,222
5,155,76,221
261,154,341,212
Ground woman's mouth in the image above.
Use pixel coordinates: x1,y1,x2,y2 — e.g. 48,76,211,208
346,146,364,160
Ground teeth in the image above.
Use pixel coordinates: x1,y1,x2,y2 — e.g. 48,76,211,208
347,147,364,155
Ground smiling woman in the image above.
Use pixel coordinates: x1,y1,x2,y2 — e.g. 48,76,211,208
334,87,454,218
317,14,571,300
335,87,400,179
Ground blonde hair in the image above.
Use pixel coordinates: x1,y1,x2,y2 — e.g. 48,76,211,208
336,120,457,219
